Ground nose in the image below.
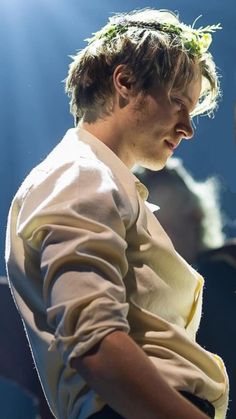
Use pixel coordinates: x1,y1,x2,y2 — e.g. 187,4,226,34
176,115,194,140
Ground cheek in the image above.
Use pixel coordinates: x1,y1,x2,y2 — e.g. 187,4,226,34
151,105,174,128
133,97,173,133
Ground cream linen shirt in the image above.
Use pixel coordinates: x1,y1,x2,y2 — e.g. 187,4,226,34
5,127,228,419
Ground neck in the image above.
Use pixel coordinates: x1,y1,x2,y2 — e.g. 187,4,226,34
80,116,134,169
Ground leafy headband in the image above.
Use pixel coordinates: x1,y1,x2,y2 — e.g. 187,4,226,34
86,15,221,57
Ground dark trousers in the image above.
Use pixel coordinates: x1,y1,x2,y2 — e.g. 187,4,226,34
89,391,215,418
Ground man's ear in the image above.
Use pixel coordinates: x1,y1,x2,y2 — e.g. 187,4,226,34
113,64,134,100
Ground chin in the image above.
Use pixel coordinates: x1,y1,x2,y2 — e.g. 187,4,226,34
140,158,168,171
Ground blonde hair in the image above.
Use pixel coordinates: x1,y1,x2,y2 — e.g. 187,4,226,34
65,8,220,123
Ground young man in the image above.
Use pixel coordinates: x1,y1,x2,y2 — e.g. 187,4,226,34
5,8,228,419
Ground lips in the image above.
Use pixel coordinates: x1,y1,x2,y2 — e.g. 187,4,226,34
164,140,179,151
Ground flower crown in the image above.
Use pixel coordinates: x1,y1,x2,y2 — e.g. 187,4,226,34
86,15,221,57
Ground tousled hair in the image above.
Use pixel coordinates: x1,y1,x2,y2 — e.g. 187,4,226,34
65,9,220,123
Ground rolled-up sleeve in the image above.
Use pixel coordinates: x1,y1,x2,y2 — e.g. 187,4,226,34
17,160,135,364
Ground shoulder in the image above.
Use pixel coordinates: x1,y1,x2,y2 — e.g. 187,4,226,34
13,130,140,235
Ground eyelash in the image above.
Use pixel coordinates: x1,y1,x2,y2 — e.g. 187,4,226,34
171,98,194,123
171,97,184,110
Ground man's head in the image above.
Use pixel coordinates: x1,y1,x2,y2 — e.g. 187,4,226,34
65,8,220,125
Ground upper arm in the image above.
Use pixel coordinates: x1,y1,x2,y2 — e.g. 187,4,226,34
18,160,135,362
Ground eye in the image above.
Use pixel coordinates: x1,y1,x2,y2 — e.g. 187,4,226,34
171,97,183,111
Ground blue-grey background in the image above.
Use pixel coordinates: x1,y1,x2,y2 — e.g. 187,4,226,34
1,0,235,275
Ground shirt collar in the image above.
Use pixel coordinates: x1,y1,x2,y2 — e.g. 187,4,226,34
74,125,150,203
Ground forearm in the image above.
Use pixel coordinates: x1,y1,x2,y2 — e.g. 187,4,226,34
71,330,209,419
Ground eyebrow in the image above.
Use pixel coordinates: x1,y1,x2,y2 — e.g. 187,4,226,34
183,93,194,109
171,88,194,107
182,92,199,114
171,88,199,113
